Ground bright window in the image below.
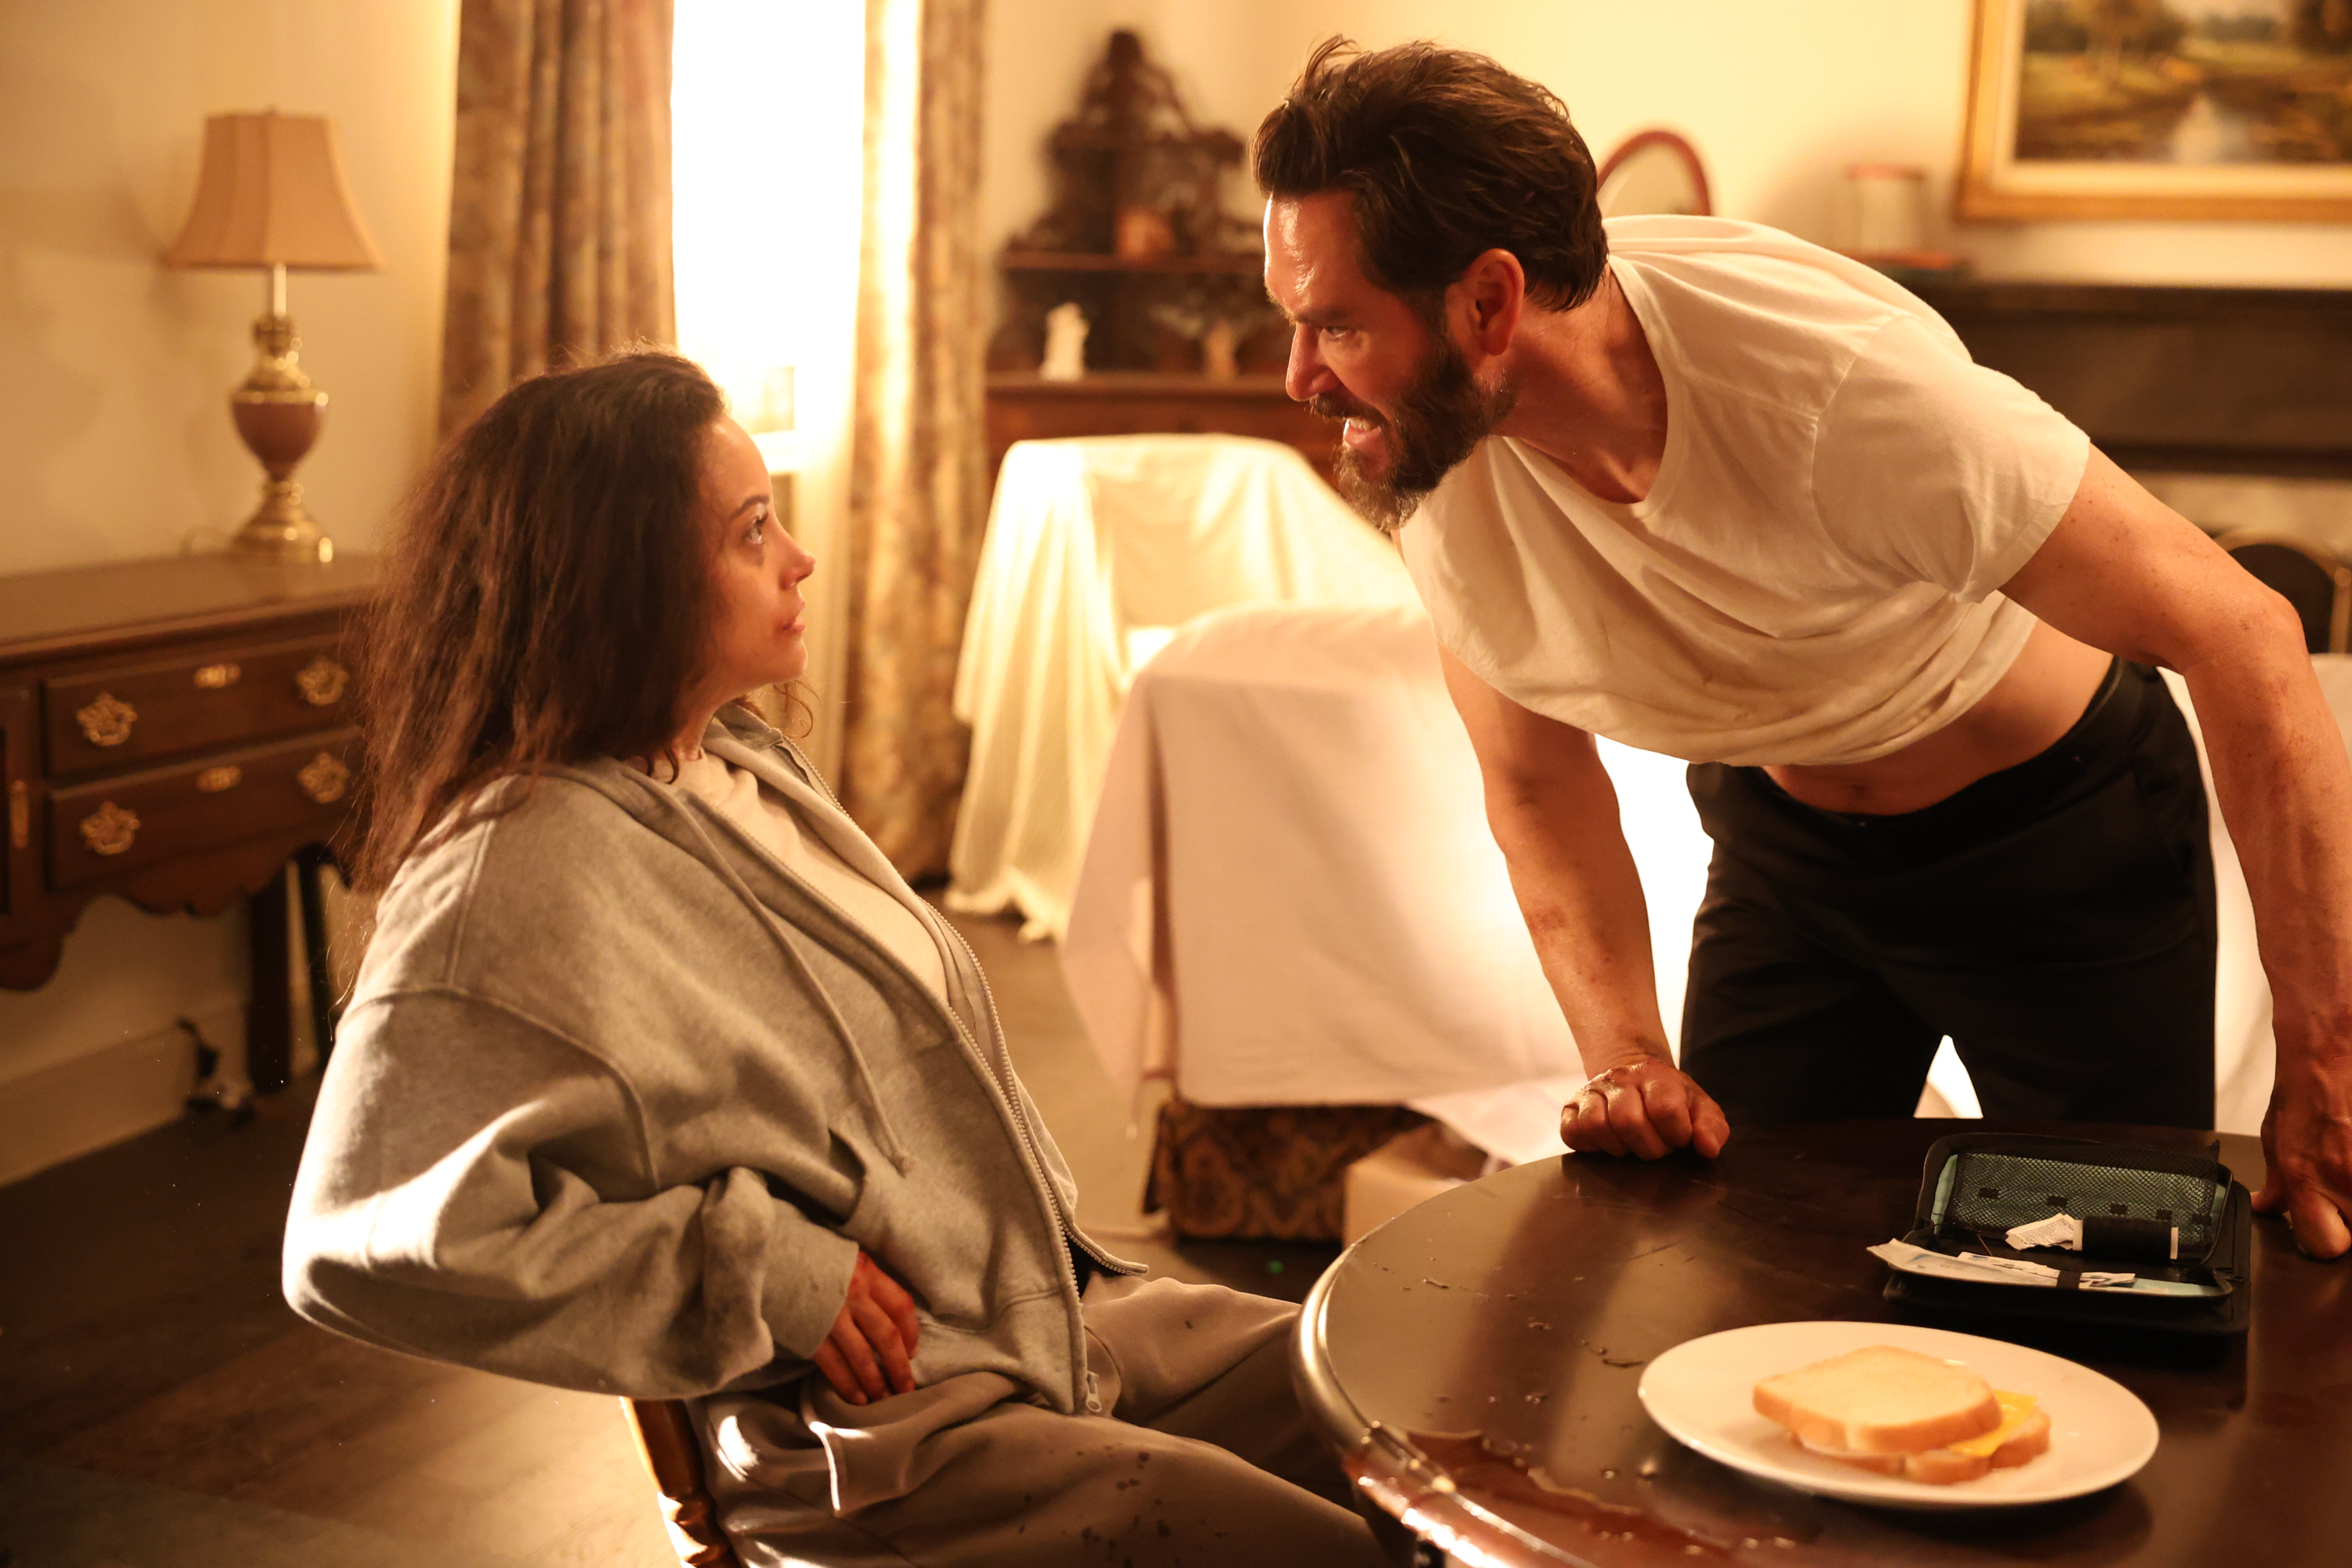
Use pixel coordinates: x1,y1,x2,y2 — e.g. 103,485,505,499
672,2,865,477
673,2,866,769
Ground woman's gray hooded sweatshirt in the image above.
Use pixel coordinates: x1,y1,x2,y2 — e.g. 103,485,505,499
282,709,1140,1411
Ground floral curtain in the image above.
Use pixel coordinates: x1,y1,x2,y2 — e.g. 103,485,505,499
838,0,990,877
439,0,677,436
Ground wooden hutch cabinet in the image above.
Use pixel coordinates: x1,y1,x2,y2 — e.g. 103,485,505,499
985,31,1333,485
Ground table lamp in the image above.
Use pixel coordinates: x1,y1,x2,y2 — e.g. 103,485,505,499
165,112,382,562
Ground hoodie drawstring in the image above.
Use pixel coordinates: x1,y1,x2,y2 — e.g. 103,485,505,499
619,771,916,1175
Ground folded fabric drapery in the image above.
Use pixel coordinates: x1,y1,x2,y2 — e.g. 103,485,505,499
1063,606,2350,1162
1059,599,1711,1165
438,0,676,437
839,0,989,880
947,435,1417,939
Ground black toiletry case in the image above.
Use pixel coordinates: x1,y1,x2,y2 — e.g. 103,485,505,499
1883,1131,2252,1336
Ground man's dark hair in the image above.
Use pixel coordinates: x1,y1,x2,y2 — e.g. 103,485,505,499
1254,38,1608,315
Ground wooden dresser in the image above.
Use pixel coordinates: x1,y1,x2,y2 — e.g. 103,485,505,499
0,552,377,1091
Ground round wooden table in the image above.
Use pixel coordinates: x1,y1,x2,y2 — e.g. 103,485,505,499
1294,1120,2349,1566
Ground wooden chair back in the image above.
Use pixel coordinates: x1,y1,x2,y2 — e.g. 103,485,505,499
619,1398,744,1568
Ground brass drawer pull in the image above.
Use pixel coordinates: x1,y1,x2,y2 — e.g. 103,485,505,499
298,753,351,804
77,692,137,747
80,800,140,856
296,655,350,707
196,765,243,793
194,662,242,689
8,780,26,851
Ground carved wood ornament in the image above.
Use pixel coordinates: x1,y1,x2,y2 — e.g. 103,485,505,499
989,31,1289,376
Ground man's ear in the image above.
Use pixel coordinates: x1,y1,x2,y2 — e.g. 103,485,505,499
1452,249,1525,358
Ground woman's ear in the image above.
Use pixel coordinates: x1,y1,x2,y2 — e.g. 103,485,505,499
1453,249,1526,358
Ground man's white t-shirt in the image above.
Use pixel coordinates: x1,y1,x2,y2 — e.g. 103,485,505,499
1399,216,2092,768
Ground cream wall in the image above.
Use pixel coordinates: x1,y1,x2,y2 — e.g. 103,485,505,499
2,0,459,572
982,0,2352,287
0,0,459,1181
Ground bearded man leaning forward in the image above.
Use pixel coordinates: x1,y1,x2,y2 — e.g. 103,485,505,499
1254,38,2352,1258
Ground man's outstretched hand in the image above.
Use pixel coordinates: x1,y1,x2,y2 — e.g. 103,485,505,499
815,1250,923,1405
2252,1058,2352,1260
1563,1058,1730,1160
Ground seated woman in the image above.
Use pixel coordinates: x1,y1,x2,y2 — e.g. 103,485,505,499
281,350,1383,1566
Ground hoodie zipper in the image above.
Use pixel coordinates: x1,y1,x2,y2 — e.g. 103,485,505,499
932,913,1121,1413
778,742,1105,1260
937,916,1129,1283
753,735,1124,1406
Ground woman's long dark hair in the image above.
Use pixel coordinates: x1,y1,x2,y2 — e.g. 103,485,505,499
351,350,726,895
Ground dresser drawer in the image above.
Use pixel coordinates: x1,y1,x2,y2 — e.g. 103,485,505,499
2,688,30,921
44,636,356,775
47,728,358,891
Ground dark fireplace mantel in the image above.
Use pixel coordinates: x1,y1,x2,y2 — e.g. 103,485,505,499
1904,278,2352,481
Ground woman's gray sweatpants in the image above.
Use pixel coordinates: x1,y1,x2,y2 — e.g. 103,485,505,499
697,1273,1388,1566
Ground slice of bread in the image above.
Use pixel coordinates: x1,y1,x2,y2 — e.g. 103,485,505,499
1752,1345,2001,1456
1798,1396,2051,1484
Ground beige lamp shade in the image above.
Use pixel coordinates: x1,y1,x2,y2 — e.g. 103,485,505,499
165,112,383,270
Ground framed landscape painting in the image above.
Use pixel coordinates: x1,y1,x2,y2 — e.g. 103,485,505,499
1958,0,2352,219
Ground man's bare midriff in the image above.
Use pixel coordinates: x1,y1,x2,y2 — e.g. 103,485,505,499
1762,620,2117,816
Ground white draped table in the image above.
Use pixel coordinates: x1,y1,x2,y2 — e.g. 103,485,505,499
1059,601,1713,1163
1061,598,2347,1160
947,435,1417,939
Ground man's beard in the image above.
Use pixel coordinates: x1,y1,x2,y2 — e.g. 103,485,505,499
1315,336,1517,535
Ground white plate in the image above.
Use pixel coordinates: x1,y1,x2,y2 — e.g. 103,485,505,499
1635,1320,2158,1510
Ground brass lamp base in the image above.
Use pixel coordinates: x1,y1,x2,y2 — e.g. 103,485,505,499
227,266,335,564
231,474,335,563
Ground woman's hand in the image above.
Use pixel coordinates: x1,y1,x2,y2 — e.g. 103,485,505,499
813,1250,922,1405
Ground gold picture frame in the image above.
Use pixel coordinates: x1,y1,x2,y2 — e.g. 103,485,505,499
1958,0,2352,221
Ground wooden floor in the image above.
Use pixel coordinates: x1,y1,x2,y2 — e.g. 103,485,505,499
0,911,1338,1567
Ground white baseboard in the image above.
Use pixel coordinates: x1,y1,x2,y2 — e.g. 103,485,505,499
0,1001,247,1187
